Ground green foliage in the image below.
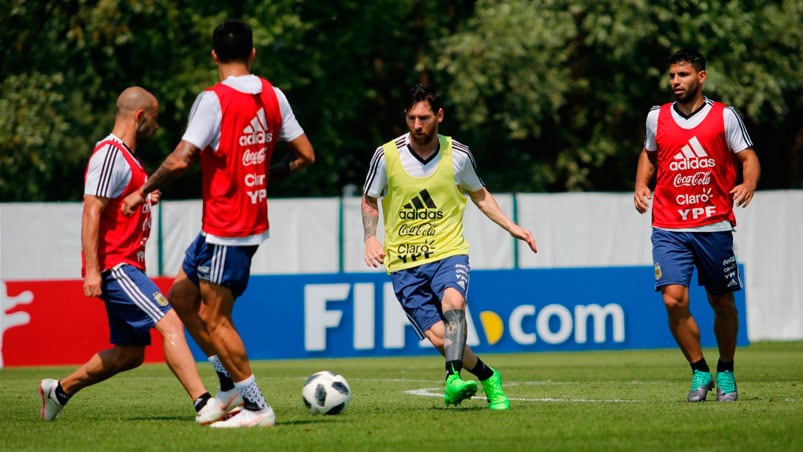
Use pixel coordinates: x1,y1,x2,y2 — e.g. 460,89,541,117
433,0,803,191
2,343,802,449
0,73,93,201
1,0,801,201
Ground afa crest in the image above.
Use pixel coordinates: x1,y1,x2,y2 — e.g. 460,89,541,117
153,292,169,307
653,263,662,281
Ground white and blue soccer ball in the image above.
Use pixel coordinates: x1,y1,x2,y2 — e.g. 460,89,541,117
302,371,351,415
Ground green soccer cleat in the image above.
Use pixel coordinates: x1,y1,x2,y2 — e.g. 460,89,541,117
444,373,478,406
716,370,738,402
481,368,510,410
687,370,714,402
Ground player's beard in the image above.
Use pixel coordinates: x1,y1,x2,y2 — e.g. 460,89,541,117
674,81,701,105
410,129,436,147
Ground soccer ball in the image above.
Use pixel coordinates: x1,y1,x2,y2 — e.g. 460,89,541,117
302,371,351,415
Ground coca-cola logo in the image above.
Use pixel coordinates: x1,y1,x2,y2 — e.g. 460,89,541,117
398,223,436,237
242,148,266,166
673,171,711,188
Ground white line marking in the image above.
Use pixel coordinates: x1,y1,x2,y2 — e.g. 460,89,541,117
404,387,644,403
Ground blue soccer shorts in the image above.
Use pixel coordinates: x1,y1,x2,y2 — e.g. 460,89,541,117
102,264,171,346
182,233,258,298
391,254,470,339
651,228,742,295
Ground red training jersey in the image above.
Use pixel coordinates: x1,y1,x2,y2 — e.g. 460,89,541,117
81,140,151,275
652,102,738,228
201,78,282,238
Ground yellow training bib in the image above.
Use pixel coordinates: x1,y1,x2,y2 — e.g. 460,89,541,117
381,136,469,272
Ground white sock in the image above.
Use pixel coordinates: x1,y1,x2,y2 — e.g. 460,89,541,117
208,355,228,375
234,375,268,410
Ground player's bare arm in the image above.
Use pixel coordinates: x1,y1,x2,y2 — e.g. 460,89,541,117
121,140,199,215
81,195,109,297
730,148,761,208
468,187,538,253
362,195,385,267
634,147,656,214
270,133,316,181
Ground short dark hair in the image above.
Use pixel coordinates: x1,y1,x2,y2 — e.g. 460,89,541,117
404,83,442,113
213,19,253,63
668,48,706,72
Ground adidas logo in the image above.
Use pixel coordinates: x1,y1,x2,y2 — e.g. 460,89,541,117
398,189,443,220
239,108,274,147
669,136,716,171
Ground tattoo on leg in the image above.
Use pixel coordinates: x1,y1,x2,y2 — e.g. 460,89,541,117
443,309,466,363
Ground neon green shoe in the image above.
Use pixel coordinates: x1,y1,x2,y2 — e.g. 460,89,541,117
481,368,510,410
444,373,478,406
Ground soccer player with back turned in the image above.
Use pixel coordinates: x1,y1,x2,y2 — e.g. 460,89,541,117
123,19,315,427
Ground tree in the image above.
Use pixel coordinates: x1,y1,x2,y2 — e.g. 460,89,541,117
1,0,800,201
432,0,803,191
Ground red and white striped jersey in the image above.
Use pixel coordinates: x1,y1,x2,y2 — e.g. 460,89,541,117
82,136,151,274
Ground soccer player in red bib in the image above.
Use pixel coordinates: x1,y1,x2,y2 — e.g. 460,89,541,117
634,49,761,402
123,20,315,427
40,87,213,422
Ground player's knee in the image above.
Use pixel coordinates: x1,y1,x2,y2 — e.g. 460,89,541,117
155,310,186,336
661,286,688,311
441,288,466,311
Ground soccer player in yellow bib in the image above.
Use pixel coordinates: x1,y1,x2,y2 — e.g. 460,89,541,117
362,84,538,409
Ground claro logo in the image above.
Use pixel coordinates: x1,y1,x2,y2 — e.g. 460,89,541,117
303,282,625,352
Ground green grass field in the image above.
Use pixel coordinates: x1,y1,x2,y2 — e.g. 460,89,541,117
2,342,802,451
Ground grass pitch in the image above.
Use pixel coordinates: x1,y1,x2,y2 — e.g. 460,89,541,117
2,342,801,451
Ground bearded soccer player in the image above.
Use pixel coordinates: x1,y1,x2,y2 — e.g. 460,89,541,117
634,48,760,402
362,84,537,410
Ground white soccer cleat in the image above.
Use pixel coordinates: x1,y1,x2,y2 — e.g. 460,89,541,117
39,378,64,421
195,389,244,425
216,388,244,412
195,398,225,425
209,406,275,428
